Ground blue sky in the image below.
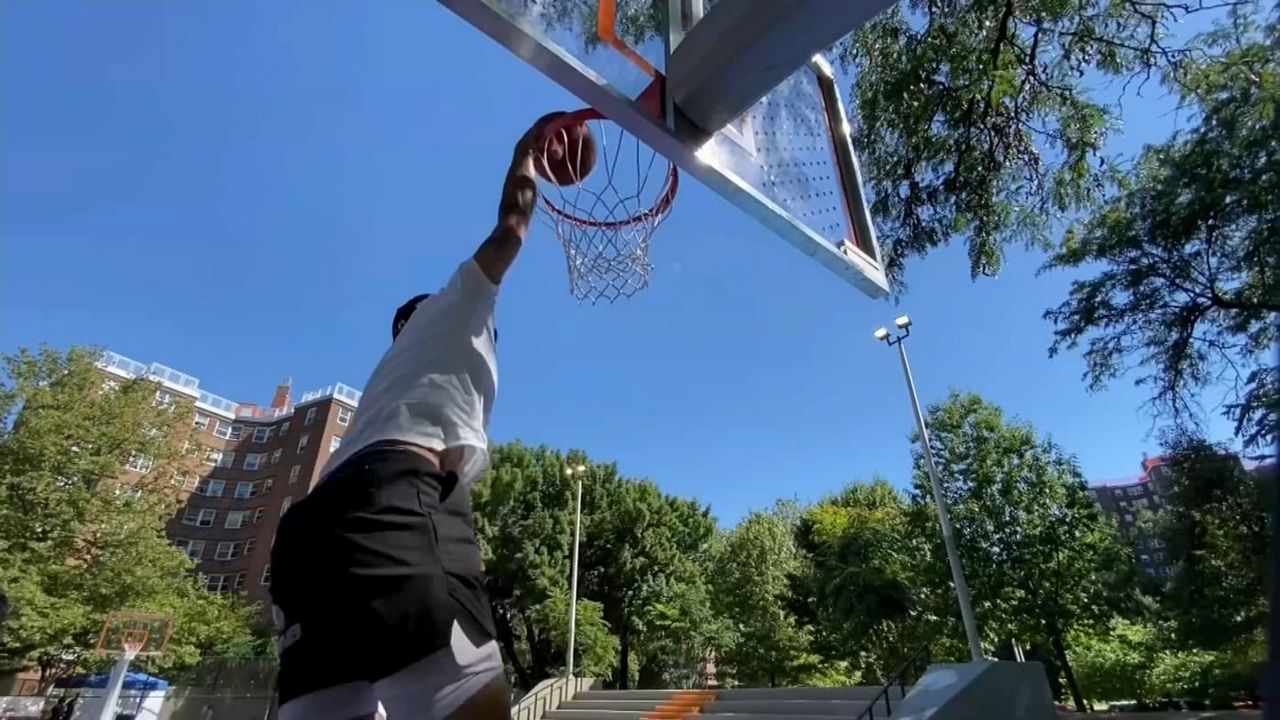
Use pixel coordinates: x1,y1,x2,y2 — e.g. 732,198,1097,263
1,1,1236,523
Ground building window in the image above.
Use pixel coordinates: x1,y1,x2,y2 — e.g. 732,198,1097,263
1123,513,1134,522
125,453,154,474
244,539,257,556
289,465,301,484
205,574,231,593
1151,538,1165,548
244,453,267,471
229,424,244,441
1154,552,1165,562
193,413,212,430
1135,498,1149,508
225,510,249,529
253,426,274,443
1127,485,1145,496
1143,567,1156,576
271,449,283,465
172,472,194,490
329,435,342,452
262,477,275,493
154,390,176,408
280,496,293,517
195,479,226,497
305,407,318,426
253,507,266,524
1139,553,1151,562
1112,488,1123,497
234,481,258,500
1117,500,1129,509
176,539,205,560
183,507,216,527
234,571,247,592
215,541,241,561
261,564,272,585
102,379,121,394
280,420,291,435
297,435,310,453
213,421,231,439
337,408,352,426
204,449,234,468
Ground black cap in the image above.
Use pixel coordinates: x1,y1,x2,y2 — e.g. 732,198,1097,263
392,294,432,340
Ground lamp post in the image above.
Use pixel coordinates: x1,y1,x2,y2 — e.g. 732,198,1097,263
564,463,587,678
874,315,984,662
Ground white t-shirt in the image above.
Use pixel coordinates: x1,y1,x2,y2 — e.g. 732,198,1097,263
319,258,498,486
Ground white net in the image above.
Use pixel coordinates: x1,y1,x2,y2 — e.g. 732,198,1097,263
536,114,678,303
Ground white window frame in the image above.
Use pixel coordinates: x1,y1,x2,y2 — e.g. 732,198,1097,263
102,379,121,394
193,413,211,430
213,421,231,439
125,453,154,474
253,507,265,524
271,448,283,465
280,496,293,517
253,426,274,444
196,478,226,497
1128,485,1145,496
262,477,275,493
329,435,342,452
244,453,266,471
1112,488,1123,497
154,389,176,408
1123,513,1134,522
183,507,216,527
305,407,317,425
205,574,231,593
234,571,247,592
225,510,249,529
229,424,244,441
337,407,352,426
215,541,241,561
280,420,291,435
176,539,205,560
289,465,301,484
261,564,272,585
244,538,257,556
297,435,310,453
234,481,258,500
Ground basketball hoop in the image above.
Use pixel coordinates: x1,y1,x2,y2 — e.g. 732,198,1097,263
535,102,679,304
96,611,171,659
120,630,149,660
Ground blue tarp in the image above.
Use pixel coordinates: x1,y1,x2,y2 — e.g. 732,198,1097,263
60,671,169,690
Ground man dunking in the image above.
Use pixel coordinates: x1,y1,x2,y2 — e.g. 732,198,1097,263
269,118,548,720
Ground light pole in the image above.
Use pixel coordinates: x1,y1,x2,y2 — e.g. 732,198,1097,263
874,315,984,662
564,463,587,678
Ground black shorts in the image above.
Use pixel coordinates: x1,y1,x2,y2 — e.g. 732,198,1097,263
269,447,502,717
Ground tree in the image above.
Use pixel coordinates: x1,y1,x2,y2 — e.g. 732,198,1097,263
472,443,619,688
708,502,812,687
839,0,1237,286
792,479,933,684
1043,11,1279,456
1154,436,1270,651
0,346,260,690
909,391,1137,710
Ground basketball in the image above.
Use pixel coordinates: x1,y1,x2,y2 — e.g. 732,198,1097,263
536,117,597,186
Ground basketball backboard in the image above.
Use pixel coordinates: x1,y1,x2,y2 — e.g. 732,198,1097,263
438,0,893,298
96,612,172,657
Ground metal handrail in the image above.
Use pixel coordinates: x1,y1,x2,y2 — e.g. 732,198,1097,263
854,645,932,720
511,676,595,720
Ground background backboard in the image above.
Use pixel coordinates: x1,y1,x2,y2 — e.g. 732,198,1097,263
438,0,894,298
97,612,172,657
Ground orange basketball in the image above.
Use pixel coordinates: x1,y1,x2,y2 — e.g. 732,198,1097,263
537,117,597,186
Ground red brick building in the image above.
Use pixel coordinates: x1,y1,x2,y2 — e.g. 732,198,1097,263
98,351,360,605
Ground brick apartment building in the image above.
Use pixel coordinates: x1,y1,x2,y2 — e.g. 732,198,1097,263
1089,456,1175,578
98,350,361,606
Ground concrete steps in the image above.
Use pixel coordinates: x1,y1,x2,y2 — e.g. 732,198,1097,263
544,685,906,720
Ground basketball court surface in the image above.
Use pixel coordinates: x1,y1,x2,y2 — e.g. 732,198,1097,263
436,0,894,302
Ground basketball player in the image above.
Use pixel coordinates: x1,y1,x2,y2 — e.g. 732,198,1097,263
269,117,548,720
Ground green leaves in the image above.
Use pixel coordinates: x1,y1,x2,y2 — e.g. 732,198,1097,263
1044,11,1279,457
0,346,259,689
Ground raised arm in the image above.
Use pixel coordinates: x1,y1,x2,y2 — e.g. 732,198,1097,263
472,120,545,285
